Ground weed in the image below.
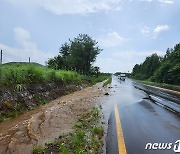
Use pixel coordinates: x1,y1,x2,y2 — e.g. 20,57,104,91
0,63,82,87
33,145,46,154
103,76,112,87
32,107,104,153
74,122,83,129
13,102,21,110
14,84,25,92
45,140,53,145
82,75,108,85
91,107,100,119
72,130,87,149
59,144,68,154
92,126,104,138
38,99,48,105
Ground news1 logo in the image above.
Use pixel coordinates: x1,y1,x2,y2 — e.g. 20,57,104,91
145,140,180,152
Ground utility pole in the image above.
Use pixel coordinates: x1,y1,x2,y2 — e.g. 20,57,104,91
29,57,31,63
0,50,2,64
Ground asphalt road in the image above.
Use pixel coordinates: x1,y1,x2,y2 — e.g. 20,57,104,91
104,76,180,154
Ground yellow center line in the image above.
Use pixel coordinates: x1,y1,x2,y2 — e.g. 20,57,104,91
114,103,127,154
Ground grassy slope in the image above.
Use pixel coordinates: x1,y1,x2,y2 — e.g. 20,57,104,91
0,63,82,87
135,79,180,91
0,63,109,87
0,64,108,153
2,62,45,67
103,76,112,87
0,63,109,122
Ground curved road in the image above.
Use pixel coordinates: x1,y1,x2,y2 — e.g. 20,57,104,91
104,76,180,154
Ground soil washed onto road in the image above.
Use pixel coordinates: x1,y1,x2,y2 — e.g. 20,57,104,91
0,82,106,154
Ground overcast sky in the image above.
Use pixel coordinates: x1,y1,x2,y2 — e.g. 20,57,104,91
0,0,180,73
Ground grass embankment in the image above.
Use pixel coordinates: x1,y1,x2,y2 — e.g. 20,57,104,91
103,76,112,87
135,80,180,92
0,63,109,87
0,63,82,87
0,63,109,123
82,75,110,85
33,107,104,154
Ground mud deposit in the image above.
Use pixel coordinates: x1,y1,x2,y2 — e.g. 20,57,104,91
0,83,105,154
0,83,87,119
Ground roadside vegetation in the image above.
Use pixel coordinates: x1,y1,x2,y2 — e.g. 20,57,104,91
0,34,106,88
131,43,180,86
0,35,109,123
47,34,102,76
0,63,82,87
103,76,112,87
0,63,110,88
0,34,109,123
135,80,180,91
0,63,109,123
33,107,104,154
83,74,111,85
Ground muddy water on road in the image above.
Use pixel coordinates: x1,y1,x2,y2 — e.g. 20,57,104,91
0,83,105,154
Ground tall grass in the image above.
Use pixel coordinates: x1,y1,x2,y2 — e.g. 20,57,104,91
103,76,112,87
0,63,82,86
82,75,108,85
0,63,109,88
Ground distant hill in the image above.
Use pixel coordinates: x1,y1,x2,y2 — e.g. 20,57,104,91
1,62,45,67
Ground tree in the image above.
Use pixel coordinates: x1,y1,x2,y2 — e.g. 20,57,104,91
90,66,100,77
153,43,180,84
47,34,102,75
47,56,64,70
132,43,180,85
132,64,140,75
69,34,101,74
132,53,161,80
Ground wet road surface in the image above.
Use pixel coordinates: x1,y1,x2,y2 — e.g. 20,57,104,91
104,76,180,154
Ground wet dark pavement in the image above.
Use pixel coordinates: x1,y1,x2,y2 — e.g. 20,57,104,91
103,76,180,154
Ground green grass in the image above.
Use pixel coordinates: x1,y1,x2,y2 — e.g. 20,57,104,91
0,63,82,87
0,63,109,87
103,76,112,87
32,107,104,154
0,63,109,123
82,75,109,85
136,80,180,91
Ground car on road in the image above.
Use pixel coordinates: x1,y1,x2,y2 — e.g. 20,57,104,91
119,73,126,81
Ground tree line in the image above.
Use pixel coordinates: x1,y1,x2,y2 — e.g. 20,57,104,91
132,43,180,85
47,34,102,76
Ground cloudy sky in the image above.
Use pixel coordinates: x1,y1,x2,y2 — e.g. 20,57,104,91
0,0,179,73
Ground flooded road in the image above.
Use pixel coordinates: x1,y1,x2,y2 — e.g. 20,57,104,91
104,76,180,154
0,83,104,154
